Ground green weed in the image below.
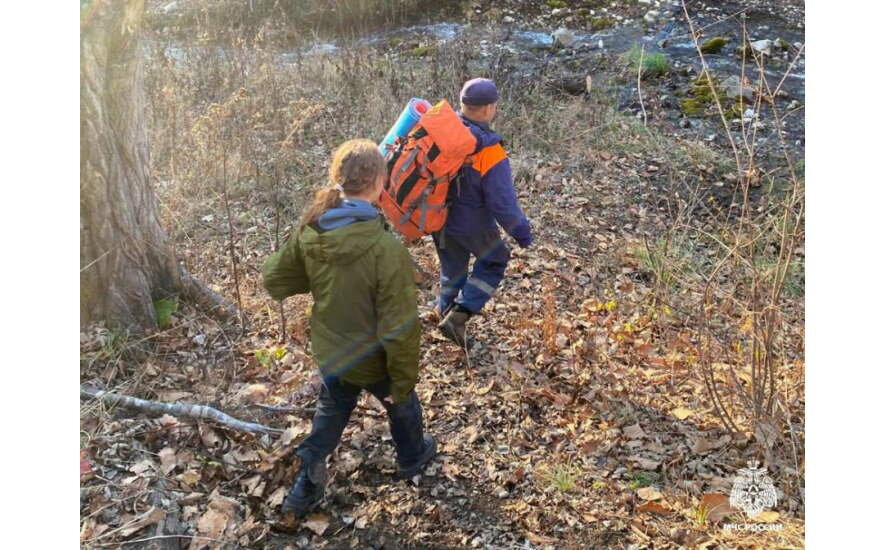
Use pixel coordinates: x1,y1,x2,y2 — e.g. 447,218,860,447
153,298,178,330
254,346,287,367
622,44,670,79
99,328,131,361
628,471,658,489
694,502,711,527
629,238,699,292
539,462,582,493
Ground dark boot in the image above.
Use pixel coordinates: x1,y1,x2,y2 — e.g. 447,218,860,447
397,435,437,479
281,459,326,517
438,306,471,347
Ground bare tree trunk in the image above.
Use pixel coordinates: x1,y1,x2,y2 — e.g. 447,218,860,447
81,0,181,330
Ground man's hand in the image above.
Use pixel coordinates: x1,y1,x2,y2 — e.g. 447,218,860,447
382,395,395,405
516,234,533,248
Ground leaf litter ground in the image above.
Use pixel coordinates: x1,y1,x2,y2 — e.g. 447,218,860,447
81,143,804,548
81,18,804,543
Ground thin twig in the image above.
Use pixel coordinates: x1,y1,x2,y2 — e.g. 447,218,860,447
637,45,647,126
221,150,246,330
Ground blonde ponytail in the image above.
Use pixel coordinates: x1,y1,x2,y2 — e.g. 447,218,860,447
299,186,343,230
299,139,385,231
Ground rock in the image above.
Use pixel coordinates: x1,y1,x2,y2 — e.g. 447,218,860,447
503,15,514,24
742,107,756,122
638,0,652,3
598,39,604,50
721,75,753,101
776,38,791,50
552,27,576,48
644,10,659,25
680,118,691,128
552,8,568,18
750,39,773,56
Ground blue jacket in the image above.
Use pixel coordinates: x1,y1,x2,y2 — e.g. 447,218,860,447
444,115,532,247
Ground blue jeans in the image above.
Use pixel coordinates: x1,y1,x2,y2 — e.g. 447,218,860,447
433,228,511,314
296,376,427,469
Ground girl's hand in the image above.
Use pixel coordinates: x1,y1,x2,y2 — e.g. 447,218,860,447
382,396,394,405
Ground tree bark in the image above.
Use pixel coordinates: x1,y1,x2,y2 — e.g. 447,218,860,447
80,0,183,330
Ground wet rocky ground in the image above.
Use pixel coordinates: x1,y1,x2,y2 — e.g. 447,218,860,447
262,0,806,178
156,0,805,172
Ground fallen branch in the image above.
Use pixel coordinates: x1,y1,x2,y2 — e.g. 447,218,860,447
180,265,237,321
80,387,282,434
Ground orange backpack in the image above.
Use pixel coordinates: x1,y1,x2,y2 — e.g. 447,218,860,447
379,100,477,241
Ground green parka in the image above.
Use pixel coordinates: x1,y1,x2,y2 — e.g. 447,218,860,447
261,217,420,403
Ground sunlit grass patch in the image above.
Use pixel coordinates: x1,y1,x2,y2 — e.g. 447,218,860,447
538,462,583,493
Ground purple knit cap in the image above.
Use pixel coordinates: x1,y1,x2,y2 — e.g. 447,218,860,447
460,78,499,106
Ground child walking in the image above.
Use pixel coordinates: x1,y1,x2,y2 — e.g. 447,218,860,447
262,139,436,517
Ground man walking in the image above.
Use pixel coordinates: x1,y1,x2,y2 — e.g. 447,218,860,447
435,78,533,346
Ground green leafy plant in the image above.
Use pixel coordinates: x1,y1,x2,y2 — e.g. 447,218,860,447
153,298,179,329
628,471,658,489
254,346,287,367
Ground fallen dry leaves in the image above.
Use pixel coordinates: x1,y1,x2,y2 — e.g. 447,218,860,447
79,58,806,548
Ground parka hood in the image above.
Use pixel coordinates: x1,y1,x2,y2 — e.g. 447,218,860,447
299,216,384,265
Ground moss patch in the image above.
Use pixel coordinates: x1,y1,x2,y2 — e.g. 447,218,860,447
679,73,727,117
700,36,728,54
408,45,434,58
724,99,746,120
680,98,705,117
590,16,616,30
546,0,567,8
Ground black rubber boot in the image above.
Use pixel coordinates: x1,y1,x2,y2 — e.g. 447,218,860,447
438,306,471,347
281,459,326,517
396,435,437,479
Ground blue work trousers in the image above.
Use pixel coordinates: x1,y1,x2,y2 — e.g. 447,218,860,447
433,228,511,314
296,377,427,469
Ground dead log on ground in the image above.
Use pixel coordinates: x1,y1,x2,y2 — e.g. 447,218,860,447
80,387,282,434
